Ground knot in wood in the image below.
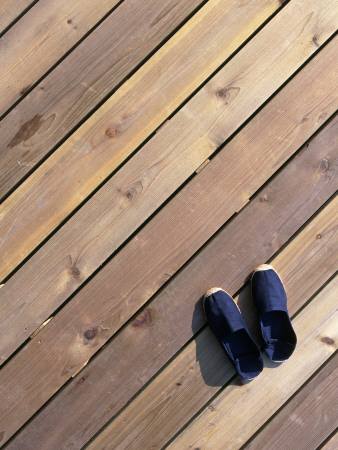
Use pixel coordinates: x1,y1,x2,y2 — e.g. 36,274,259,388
321,337,334,346
77,374,88,385
20,85,31,96
216,87,229,99
132,309,152,327
105,128,117,139
84,328,97,340
216,86,240,104
68,265,80,278
125,190,133,200
312,35,319,47
319,158,330,173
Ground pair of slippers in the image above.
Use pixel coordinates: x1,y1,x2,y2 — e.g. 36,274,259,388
203,264,297,380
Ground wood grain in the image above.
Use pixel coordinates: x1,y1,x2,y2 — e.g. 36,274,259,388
169,277,337,450
1,119,337,447
0,0,120,116
244,355,338,450
0,0,206,197
1,0,335,279
1,39,337,363
0,0,34,33
85,198,338,450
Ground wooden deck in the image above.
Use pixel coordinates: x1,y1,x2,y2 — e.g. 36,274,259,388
0,0,337,448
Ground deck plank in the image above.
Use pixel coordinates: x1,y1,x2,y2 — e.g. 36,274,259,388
0,0,206,197
321,432,338,450
1,0,336,447
85,198,338,450
244,355,338,450
0,40,336,364
0,0,121,116
0,0,34,34
0,0,336,279
169,277,337,449
1,120,337,447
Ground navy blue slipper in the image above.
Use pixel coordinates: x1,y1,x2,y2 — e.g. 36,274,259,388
203,288,263,380
251,264,297,362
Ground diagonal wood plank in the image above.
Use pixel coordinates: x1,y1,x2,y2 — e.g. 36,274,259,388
243,355,338,450
1,40,337,365
1,117,336,447
0,41,337,364
0,0,336,279
321,432,338,450
85,198,338,450
0,0,206,197
168,277,338,450
0,0,282,200
0,0,121,116
0,0,35,34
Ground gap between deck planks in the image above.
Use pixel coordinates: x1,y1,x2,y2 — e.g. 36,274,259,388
0,12,336,365
0,35,336,365
168,277,337,450
2,117,337,447
0,34,336,367
0,0,35,35
85,198,338,450
243,354,338,450
0,0,336,280
0,0,122,116
0,0,207,197
321,432,338,450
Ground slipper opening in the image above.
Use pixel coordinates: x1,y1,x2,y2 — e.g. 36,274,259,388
225,329,263,379
261,310,297,360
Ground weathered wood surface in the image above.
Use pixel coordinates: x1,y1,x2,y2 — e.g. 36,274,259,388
2,122,336,447
1,0,337,447
0,0,121,116
0,0,34,34
0,0,206,198
1,38,336,364
85,197,338,450
169,277,337,449
1,0,335,280
244,355,338,450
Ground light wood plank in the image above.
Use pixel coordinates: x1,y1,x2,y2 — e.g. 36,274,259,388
0,39,337,364
1,0,336,279
0,0,121,115
85,198,338,450
1,119,337,447
0,0,206,197
0,0,34,34
169,278,337,450
244,355,338,450
321,432,338,450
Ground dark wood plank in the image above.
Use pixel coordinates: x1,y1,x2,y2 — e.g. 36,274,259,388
1,0,335,279
169,278,337,449
0,37,336,364
0,0,34,34
85,197,338,450
0,0,206,198
1,114,337,447
0,0,121,116
244,355,338,450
